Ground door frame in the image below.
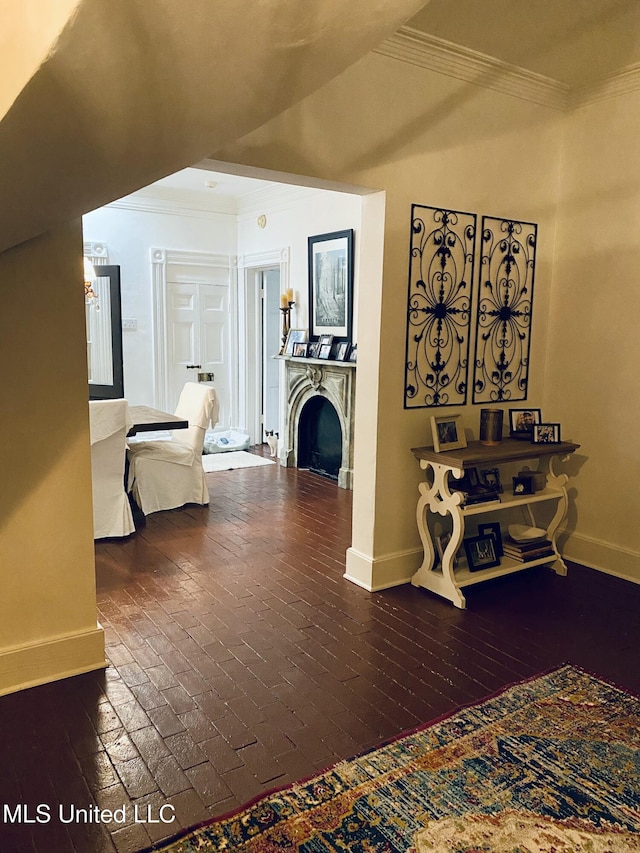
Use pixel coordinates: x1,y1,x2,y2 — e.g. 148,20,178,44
237,248,290,445
151,247,236,413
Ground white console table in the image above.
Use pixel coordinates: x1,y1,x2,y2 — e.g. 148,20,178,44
411,438,580,609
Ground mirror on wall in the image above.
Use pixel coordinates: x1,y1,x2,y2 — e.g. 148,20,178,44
87,264,124,400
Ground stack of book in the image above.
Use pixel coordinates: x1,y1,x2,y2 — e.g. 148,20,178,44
502,535,554,562
461,486,501,507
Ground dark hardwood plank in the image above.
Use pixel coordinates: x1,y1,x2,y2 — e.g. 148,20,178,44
0,446,638,852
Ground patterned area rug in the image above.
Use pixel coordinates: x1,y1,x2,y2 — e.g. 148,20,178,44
140,665,640,852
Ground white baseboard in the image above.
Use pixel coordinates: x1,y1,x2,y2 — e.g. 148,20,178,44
0,625,106,697
563,533,640,584
344,546,422,591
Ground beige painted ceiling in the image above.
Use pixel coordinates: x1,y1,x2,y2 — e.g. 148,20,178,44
408,0,640,87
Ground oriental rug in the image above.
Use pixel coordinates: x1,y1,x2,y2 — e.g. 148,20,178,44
140,665,640,852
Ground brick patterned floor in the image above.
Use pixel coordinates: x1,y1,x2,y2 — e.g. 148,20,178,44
1,450,639,852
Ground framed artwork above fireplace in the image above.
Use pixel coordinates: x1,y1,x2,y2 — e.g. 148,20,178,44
308,229,354,343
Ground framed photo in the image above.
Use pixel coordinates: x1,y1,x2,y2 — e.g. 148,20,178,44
509,408,542,439
480,467,503,494
478,521,503,557
464,535,500,572
292,342,309,358
435,531,458,568
348,344,357,362
430,414,467,453
308,229,354,342
532,423,561,444
318,343,332,359
308,342,321,359
318,333,334,347
335,342,350,361
285,329,308,356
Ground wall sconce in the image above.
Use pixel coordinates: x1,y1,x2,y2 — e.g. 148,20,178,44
84,257,99,306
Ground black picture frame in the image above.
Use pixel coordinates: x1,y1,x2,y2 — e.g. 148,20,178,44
292,342,309,358
512,475,535,495
308,229,354,343
464,535,500,572
480,467,503,494
335,342,350,362
509,408,542,439
88,265,124,401
478,521,503,557
348,343,357,362
532,423,561,444
318,343,332,360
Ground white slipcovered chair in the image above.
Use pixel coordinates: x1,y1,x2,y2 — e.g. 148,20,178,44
127,383,219,515
89,399,136,539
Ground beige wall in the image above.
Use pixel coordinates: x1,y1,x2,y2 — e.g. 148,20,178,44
0,221,104,694
216,52,565,587
545,93,640,579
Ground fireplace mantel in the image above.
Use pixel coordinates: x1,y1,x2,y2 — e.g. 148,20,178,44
280,356,356,489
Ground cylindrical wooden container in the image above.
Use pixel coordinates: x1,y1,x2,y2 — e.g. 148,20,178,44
479,408,503,446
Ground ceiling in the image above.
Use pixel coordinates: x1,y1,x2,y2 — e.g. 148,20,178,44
145,1,640,199
408,0,640,88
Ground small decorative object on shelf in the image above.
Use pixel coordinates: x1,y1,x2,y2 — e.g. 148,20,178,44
430,414,467,453
532,423,561,444
454,467,501,506
512,475,535,495
464,534,501,572
509,408,542,439
279,288,296,354
479,408,503,446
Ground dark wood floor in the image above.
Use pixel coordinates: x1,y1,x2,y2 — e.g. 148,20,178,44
1,449,639,853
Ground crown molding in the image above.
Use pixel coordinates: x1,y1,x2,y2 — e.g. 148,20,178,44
236,183,326,219
108,185,238,218
375,26,569,111
569,62,640,109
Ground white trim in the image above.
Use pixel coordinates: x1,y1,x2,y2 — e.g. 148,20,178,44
109,186,238,217
237,249,290,443
83,241,109,265
344,546,422,591
0,626,105,698
570,63,640,109
563,532,640,584
375,27,568,111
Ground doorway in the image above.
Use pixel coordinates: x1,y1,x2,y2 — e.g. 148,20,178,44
261,267,281,439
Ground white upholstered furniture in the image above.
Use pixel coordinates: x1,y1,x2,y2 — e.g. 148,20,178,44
127,383,219,515
89,399,135,540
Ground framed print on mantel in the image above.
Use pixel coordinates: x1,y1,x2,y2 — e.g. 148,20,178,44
308,229,354,343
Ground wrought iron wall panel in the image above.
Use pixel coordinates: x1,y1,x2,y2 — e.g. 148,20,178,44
405,205,476,408
472,217,537,403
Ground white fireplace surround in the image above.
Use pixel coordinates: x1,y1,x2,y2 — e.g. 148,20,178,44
281,357,356,489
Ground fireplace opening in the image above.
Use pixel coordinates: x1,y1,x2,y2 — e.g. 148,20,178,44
297,396,342,481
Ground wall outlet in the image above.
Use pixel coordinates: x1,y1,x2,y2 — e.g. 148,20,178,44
122,318,137,330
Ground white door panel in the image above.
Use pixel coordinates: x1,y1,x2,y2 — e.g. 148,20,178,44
167,279,230,429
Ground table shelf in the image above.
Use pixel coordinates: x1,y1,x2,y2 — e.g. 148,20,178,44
410,439,579,609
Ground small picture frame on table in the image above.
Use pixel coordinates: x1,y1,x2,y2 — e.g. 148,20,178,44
509,408,542,440
285,329,308,356
292,342,309,358
430,414,467,453
318,343,333,359
480,467,503,493
463,535,500,572
335,342,350,361
532,423,561,444
478,521,503,557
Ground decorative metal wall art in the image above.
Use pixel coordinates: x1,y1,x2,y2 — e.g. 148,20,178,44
472,217,537,403
405,205,476,408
